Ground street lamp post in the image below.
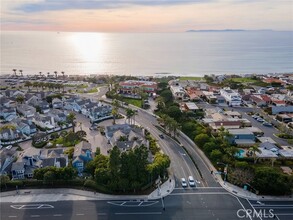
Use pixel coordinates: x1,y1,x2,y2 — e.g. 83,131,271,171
157,175,165,211
217,162,228,185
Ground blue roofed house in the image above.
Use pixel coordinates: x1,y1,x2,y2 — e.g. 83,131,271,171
0,106,17,122
72,141,93,175
0,148,17,176
227,128,256,146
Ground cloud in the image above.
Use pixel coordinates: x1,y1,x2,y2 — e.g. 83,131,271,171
14,0,214,13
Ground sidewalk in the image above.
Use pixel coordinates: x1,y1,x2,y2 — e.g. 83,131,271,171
0,178,175,203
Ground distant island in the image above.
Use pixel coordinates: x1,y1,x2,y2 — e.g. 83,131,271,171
186,29,273,32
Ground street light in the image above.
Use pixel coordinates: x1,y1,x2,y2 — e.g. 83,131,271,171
217,162,228,185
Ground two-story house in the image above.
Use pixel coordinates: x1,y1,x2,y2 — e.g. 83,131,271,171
0,126,19,141
0,106,17,122
32,114,55,129
47,109,67,124
89,105,112,123
16,104,36,118
227,128,256,146
11,162,25,179
72,141,93,175
52,98,63,109
0,148,17,175
38,101,50,113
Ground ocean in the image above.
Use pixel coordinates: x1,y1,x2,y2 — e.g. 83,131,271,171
1,31,293,76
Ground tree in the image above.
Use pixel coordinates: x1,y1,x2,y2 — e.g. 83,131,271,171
64,147,74,159
16,95,25,104
166,105,182,120
156,96,165,110
169,118,180,137
210,149,223,162
109,146,121,179
111,108,118,125
160,90,173,103
33,82,39,92
126,108,135,125
43,170,56,185
194,133,210,148
249,145,261,164
66,112,76,132
0,175,10,189
252,167,291,195
12,69,17,77
204,75,214,83
203,142,217,154
228,168,254,186
54,71,58,79
24,81,32,90
19,69,23,77
0,124,17,132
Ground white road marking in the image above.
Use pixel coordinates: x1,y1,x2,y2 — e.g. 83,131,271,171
233,196,253,220
11,204,54,210
170,192,230,195
115,212,162,215
108,201,158,207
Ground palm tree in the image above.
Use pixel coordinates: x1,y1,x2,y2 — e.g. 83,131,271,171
156,96,165,110
0,124,17,132
61,71,65,80
249,145,262,164
12,69,17,77
126,108,136,125
78,122,83,131
66,112,76,132
47,72,50,78
169,118,180,137
24,81,32,90
112,107,118,125
225,146,239,161
16,95,25,104
19,70,23,77
54,71,58,79
33,82,39,92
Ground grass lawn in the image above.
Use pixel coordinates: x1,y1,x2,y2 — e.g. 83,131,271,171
230,77,258,83
122,97,142,107
87,87,99,93
179,76,203,81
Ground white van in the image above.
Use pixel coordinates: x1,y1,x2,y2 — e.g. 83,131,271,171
188,176,195,187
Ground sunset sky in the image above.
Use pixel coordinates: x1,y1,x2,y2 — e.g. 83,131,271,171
1,0,293,32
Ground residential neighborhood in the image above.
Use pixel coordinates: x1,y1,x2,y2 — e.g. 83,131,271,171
0,73,293,200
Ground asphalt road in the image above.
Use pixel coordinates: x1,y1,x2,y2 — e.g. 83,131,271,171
130,109,203,188
2,192,283,220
